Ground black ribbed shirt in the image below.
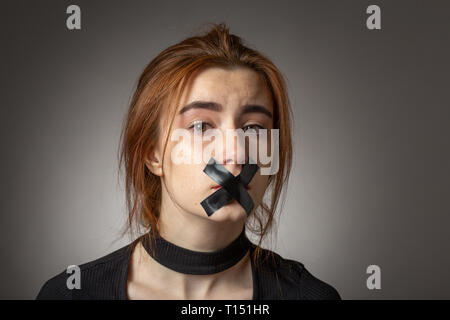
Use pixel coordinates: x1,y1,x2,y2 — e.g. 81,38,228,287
36,240,341,300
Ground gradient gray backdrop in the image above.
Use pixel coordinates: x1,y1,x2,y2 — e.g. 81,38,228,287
2,0,449,299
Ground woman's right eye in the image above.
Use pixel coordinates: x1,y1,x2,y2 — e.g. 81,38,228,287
189,121,211,132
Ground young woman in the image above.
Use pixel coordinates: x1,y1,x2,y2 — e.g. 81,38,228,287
37,23,341,300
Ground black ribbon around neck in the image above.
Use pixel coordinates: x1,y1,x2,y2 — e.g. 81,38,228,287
141,226,252,275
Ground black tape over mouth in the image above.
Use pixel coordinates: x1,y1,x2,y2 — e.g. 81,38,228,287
200,157,259,216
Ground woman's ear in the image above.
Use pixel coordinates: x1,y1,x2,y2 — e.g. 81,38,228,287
145,147,163,177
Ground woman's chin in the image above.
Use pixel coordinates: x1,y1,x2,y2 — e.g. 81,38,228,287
202,200,247,222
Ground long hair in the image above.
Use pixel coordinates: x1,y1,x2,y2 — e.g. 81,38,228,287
118,22,293,271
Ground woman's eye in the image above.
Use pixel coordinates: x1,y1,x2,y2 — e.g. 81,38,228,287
243,124,264,133
190,121,211,132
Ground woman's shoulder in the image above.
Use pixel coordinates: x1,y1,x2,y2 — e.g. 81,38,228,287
253,245,342,300
36,242,134,300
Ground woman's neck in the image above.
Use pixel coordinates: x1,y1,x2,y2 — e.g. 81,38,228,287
129,236,252,299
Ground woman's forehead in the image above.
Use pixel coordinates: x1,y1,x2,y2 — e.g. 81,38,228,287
176,67,273,115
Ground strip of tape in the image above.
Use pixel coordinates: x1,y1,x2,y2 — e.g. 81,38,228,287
200,157,259,216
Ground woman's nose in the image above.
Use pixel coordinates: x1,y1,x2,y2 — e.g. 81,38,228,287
216,128,248,172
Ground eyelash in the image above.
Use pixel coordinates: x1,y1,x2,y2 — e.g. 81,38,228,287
243,124,265,132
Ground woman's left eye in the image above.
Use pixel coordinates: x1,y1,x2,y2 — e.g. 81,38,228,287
243,124,264,132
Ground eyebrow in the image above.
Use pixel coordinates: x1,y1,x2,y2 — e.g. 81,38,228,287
178,100,273,118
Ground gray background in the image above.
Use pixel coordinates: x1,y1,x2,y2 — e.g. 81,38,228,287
1,0,449,299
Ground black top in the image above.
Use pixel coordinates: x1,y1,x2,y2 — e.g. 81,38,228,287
36,239,341,300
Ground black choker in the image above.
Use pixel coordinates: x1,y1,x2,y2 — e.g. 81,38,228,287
141,227,252,275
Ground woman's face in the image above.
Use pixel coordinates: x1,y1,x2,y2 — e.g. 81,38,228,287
149,66,275,224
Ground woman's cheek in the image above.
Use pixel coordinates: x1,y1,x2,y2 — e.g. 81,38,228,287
173,162,209,193
250,173,269,203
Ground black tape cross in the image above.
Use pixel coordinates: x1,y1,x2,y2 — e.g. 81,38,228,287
200,157,259,217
